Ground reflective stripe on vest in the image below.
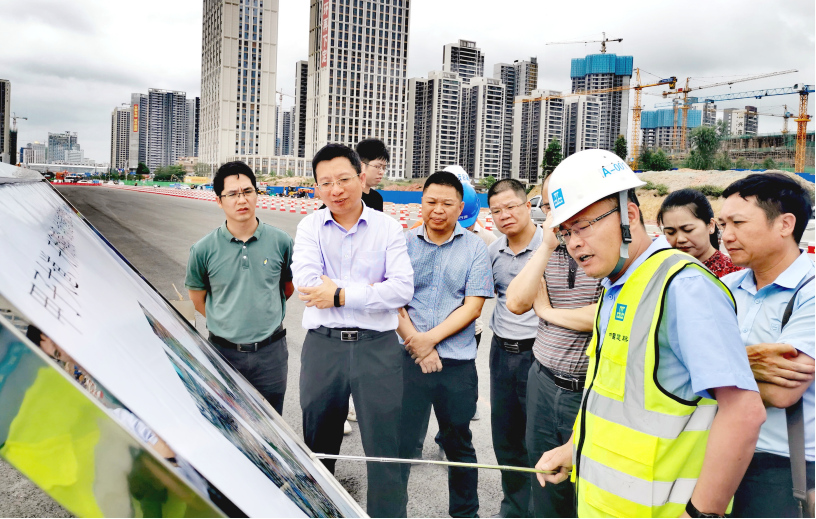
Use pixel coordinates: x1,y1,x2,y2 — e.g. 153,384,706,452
572,249,736,518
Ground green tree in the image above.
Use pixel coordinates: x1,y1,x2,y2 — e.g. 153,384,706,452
193,162,211,177
761,157,777,170
639,148,654,171
136,162,150,178
734,157,750,169
153,164,186,181
480,175,497,190
716,119,730,140
649,149,673,171
614,135,627,161
713,151,732,171
686,126,720,170
541,139,563,177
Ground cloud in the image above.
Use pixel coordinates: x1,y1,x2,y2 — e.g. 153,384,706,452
4,0,814,163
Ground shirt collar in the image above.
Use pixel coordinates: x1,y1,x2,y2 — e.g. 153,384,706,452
417,221,465,244
219,218,262,243
738,250,815,293
321,200,369,230
498,225,543,255
602,236,670,291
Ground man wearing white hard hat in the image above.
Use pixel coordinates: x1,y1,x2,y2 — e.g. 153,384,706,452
534,149,765,518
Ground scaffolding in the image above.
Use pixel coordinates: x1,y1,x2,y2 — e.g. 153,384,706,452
720,131,815,173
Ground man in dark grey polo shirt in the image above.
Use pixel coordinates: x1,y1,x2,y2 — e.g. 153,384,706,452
186,161,294,415
486,179,542,517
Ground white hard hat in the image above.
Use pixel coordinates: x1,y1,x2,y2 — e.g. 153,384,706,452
443,165,472,185
547,149,645,229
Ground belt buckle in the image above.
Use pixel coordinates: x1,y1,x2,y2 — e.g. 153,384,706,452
504,341,520,354
237,342,258,353
341,330,359,342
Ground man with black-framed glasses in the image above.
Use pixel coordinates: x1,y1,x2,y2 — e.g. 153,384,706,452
186,161,294,415
356,138,387,212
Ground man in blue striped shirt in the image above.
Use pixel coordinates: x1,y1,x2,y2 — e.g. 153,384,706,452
397,171,494,518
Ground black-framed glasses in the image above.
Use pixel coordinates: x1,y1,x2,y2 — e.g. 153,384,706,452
317,175,360,193
220,187,256,200
557,207,619,244
362,161,387,172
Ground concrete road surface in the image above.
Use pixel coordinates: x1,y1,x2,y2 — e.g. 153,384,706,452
0,185,506,518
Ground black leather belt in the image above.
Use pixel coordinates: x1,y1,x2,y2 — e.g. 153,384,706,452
313,326,389,342
496,335,535,354
537,359,585,392
210,327,286,352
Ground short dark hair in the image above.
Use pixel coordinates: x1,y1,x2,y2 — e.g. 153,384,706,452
488,179,526,205
356,138,390,164
312,143,362,180
214,161,256,196
658,188,719,249
723,173,813,243
423,171,463,200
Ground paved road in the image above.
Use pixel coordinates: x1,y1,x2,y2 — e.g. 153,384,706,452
1,185,505,518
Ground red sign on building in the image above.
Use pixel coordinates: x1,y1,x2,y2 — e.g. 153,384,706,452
320,0,330,68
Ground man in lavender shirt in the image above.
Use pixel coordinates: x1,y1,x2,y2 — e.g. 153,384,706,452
292,143,414,518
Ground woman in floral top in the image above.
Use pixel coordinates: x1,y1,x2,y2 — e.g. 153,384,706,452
657,188,743,278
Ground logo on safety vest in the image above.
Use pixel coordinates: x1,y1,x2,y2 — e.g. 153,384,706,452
552,188,565,209
615,303,627,321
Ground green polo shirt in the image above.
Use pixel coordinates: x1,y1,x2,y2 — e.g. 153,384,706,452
185,219,293,344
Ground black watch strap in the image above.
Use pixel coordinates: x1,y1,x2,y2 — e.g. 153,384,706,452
686,500,723,518
333,287,342,307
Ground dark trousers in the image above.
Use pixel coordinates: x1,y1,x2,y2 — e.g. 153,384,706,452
526,360,583,518
413,333,482,458
731,451,816,518
300,328,405,518
212,334,287,415
490,337,534,518
399,354,479,517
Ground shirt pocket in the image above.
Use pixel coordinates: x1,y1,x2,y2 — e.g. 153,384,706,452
351,250,386,284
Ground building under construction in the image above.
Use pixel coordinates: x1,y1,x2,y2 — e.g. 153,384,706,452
721,131,815,173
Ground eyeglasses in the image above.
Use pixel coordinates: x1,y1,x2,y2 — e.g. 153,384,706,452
220,187,256,200
362,162,388,172
489,202,526,216
557,207,619,244
317,175,359,193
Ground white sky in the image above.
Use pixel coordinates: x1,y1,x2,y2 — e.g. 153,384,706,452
2,0,814,163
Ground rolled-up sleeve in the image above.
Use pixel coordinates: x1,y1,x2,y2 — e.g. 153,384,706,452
344,220,414,311
465,239,494,298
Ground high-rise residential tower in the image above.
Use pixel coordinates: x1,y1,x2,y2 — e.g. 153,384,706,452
701,102,717,127
494,57,538,178
459,77,505,179
200,0,279,170
129,93,148,171
442,40,484,82
511,89,563,184
305,0,411,178
563,95,601,157
186,97,200,158
111,104,132,171
275,105,293,156
146,89,188,170
293,60,308,158
570,53,633,151
723,106,758,137
22,141,46,164
405,70,462,179
0,80,9,164
640,108,701,150
47,131,78,164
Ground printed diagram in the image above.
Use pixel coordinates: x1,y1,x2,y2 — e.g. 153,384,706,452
29,206,81,332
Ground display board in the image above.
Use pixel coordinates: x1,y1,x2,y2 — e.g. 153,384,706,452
0,173,363,518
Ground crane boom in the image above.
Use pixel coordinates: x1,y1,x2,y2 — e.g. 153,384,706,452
545,32,622,54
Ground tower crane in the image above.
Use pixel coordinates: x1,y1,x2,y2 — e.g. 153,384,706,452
517,70,675,170
12,113,27,131
661,69,797,150
545,32,622,54
656,84,813,172
752,106,793,135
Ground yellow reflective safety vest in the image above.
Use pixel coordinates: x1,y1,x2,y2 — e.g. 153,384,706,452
571,249,735,518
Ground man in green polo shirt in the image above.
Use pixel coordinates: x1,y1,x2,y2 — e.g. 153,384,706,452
186,161,294,414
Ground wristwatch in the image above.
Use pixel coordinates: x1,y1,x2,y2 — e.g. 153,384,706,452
333,287,342,307
686,500,723,518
